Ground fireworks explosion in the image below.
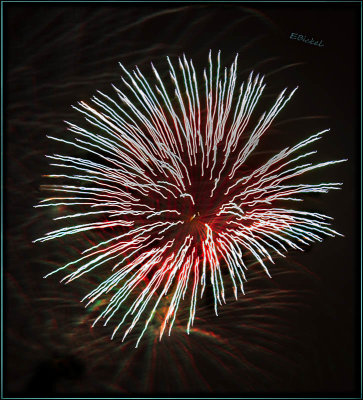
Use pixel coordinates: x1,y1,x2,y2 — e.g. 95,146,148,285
35,51,345,346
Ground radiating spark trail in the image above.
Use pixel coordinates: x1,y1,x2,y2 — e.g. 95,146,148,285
35,51,346,346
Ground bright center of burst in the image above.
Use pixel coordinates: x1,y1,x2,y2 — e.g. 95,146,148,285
189,211,200,222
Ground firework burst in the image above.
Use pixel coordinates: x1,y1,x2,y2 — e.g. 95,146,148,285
35,51,345,346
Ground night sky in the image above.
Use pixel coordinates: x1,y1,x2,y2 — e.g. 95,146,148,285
4,2,361,398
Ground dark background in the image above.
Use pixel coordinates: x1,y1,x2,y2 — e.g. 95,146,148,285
4,2,361,398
